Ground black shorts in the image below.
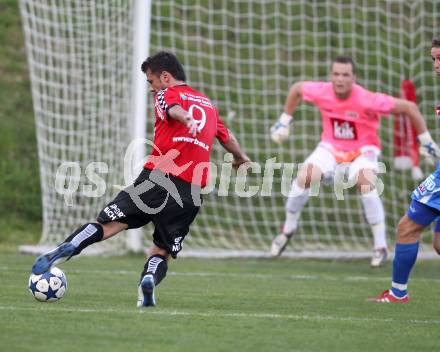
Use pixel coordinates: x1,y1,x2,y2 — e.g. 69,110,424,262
97,169,201,258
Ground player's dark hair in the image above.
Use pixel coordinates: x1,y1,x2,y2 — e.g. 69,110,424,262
141,51,186,81
432,36,440,48
332,56,356,74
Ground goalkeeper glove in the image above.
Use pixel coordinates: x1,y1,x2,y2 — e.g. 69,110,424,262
270,112,293,144
418,131,440,165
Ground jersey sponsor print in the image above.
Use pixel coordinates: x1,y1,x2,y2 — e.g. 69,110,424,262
332,118,357,140
145,85,229,187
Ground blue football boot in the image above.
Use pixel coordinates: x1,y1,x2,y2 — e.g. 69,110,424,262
137,274,156,307
32,242,75,274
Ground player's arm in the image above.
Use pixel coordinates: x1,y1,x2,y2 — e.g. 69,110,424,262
391,98,440,163
167,105,198,136
270,81,304,144
391,98,427,134
219,130,251,169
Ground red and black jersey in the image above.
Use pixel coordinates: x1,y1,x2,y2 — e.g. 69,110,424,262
144,84,230,187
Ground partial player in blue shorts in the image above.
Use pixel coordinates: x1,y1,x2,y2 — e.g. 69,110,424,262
410,168,440,211
407,197,440,229
372,174,440,303
408,169,440,252
371,36,440,303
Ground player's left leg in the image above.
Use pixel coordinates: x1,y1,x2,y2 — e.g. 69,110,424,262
355,167,388,267
137,177,200,308
137,221,197,308
137,245,170,308
350,148,387,267
372,200,440,303
432,219,440,255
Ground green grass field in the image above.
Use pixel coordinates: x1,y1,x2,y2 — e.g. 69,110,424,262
2,2,440,351
0,1,41,248
1,252,440,352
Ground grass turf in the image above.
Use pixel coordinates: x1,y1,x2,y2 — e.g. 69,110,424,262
1,252,439,352
1,3,439,350
0,0,42,245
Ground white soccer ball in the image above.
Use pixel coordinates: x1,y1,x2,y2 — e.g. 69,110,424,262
28,267,67,302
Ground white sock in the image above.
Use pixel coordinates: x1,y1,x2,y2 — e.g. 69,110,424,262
371,222,387,249
283,180,310,235
360,189,387,250
286,179,310,212
283,211,301,235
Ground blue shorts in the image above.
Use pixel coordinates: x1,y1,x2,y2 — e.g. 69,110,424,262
407,199,440,232
411,171,440,211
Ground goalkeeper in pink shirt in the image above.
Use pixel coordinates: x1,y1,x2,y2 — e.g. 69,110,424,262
270,56,440,267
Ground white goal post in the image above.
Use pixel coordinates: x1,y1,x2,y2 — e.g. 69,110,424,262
19,0,150,254
20,0,440,258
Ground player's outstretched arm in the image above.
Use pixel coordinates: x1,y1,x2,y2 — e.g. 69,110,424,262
168,105,199,136
392,98,428,134
270,81,304,144
392,98,440,163
220,130,251,169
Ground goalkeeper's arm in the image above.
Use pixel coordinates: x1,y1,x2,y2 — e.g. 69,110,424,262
270,81,304,144
392,98,440,164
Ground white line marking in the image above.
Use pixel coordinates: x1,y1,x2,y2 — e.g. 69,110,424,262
5,266,439,284
0,305,438,325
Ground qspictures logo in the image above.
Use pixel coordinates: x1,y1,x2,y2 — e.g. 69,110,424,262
54,138,388,212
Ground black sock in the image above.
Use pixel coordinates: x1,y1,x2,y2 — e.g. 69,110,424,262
140,255,168,286
63,223,104,257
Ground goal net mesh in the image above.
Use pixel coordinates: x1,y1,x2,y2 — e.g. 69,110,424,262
19,0,134,253
20,0,440,257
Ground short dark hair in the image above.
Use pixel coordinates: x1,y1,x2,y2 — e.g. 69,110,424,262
141,51,186,81
331,56,356,74
432,36,440,48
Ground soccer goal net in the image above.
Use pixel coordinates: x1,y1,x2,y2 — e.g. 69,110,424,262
19,0,141,254
20,0,440,257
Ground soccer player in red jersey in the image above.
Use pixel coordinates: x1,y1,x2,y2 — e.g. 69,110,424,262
32,51,250,307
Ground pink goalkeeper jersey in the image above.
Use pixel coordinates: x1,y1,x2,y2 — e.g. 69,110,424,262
301,82,395,151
